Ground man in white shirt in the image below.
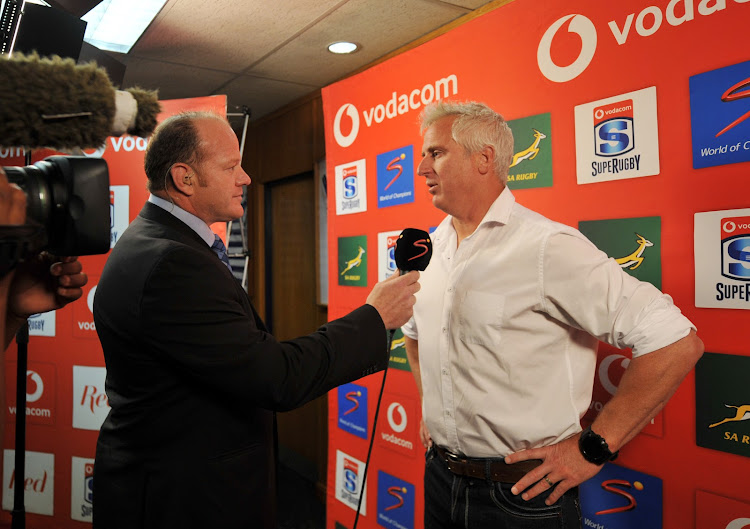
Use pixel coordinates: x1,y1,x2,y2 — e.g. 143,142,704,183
402,101,703,528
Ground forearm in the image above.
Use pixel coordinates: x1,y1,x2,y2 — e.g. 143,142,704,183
404,336,423,399
590,330,704,451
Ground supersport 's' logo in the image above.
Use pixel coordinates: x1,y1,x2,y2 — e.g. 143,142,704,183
384,153,405,191
343,391,361,416
537,14,597,83
408,239,430,262
596,479,641,515
385,486,406,511
716,77,750,137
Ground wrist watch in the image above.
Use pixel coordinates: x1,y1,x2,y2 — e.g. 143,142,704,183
578,426,619,465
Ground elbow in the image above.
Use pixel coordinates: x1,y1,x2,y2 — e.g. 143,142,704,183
687,330,705,366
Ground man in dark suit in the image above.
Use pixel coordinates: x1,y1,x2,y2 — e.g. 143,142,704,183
92,112,419,529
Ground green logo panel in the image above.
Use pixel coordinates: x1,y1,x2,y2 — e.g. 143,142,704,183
578,216,661,289
695,352,750,458
338,235,368,286
507,113,552,190
388,328,411,372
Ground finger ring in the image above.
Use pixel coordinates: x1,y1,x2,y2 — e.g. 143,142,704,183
544,476,554,487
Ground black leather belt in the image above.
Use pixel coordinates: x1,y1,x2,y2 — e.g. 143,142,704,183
434,445,541,483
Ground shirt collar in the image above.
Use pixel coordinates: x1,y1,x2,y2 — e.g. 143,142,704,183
148,194,215,247
431,186,515,258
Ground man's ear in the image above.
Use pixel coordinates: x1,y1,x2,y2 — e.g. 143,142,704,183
475,145,495,175
169,163,194,196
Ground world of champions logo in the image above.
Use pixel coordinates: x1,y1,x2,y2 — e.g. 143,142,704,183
537,14,598,83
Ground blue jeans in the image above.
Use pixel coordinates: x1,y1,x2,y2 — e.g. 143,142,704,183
424,446,582,529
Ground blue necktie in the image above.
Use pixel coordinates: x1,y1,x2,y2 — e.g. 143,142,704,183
211,234,232,271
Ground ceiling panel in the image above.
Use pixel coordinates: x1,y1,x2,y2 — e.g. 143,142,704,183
130,0,347,73
247,0,470,86
120,57,236,101
220,75,319,119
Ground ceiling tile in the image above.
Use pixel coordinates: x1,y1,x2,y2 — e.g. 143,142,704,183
219,75,319,119
121,57,235,100
247,0,470,86
129,0,348,73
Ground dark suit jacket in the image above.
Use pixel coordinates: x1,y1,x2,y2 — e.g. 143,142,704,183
92,202,386,529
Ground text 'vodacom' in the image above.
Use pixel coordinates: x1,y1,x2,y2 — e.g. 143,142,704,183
333,74,459,147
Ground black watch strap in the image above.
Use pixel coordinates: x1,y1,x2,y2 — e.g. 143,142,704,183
578,426,619,465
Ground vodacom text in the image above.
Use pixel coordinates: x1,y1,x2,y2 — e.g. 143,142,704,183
538,0,749,83
333,74,459,147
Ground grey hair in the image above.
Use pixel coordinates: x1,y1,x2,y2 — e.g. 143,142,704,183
420,101,514,183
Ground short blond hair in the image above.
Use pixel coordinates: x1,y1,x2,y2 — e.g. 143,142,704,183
420,101,514,183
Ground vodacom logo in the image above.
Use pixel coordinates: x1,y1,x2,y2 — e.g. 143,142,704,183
333,103,360,148
27,371,44,403
537,14,598,83
387,402,407,433
724,221,737,233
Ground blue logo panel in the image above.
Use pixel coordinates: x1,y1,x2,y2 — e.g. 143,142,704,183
690,60,750,169
580,463,662,529
377,146,415,208
338,383,368,439
377,471,415,529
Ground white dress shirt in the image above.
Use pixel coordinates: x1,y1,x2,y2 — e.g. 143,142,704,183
148,194,215,247
401,187,695,458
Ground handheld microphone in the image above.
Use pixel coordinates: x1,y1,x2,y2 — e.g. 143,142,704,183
353,227,432,529
394,227,433,273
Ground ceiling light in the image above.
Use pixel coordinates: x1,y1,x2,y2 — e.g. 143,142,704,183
328,41,358,54
82,0,167,54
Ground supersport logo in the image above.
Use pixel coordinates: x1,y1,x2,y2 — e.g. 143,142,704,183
384,153,406,191
595,479,642,515
716,77,750,137
342,390,361,416
408,239,430,262
385,486,407,511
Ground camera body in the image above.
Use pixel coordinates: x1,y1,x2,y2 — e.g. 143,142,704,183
2,155,111,256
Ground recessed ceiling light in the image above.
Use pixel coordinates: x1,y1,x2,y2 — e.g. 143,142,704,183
328,41,358,54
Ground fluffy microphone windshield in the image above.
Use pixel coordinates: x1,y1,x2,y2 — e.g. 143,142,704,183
394,228,433,272
0,52,160,149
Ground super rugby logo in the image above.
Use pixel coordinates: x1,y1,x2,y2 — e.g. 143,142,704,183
721,217,750,281
538,2,750,83
332,75,459,147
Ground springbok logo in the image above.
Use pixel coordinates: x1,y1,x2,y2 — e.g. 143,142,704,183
510,129,547,168
341,246,365,275
333,103,360,147
615,233,652,270
709,404,750,428
537,14,597,83
390,335,405,351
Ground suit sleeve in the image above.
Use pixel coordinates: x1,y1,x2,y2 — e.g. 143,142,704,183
140,245,387,411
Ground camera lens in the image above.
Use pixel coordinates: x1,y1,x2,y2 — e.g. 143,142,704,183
4,161,66,241
2,156,110,255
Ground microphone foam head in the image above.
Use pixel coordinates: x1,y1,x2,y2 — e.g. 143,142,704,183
395,228,433,271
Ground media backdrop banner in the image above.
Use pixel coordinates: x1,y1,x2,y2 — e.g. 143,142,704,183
1,95,226,528
322,1,749,528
